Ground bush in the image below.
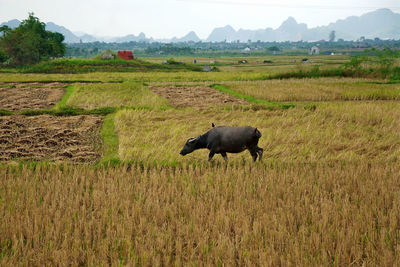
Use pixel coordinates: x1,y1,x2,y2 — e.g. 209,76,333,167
166,58,184,65
343,48,400,78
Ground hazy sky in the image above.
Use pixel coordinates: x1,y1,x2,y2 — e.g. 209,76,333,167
1,0,399,39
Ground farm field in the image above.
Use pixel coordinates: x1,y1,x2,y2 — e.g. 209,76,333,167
0,63,399,265
148,85,248,108
0,82,66,111
143,55,349,73
222,78,400,101
67,82,169,110
0,115,102,162
114,102,400,165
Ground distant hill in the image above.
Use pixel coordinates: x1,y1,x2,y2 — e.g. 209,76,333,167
1,9,399,43
77,34,98,43
45,22,81,43
0,19,20,29
205,8,400,42
0,19,83,43
177,31,201,43
110,32,149,43
304,8,400,41
207,25,236,42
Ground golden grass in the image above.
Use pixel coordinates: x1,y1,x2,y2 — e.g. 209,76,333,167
114,102,400,165
218,62,344,73
0,72,271,83
222,78,400,101
2,68,400,265
1,163,399,265
67,82,169,110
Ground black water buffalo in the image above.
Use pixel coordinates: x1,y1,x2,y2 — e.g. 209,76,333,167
180,124,263,162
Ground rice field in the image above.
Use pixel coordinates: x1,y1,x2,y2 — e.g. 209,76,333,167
0,62,399,265
1,163,399,265
222,78,400,101
67,82,169,110
114,102,400,165
0,72,271,83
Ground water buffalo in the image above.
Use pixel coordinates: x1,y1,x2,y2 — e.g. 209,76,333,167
180,124,263,162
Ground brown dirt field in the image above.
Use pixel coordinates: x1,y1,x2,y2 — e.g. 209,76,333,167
149,86,248,108
0,82,66,111
0,115,103,162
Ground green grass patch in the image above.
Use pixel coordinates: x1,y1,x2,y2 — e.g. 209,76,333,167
19,106,117,116
0,109,14,116
211,84,295,110
98,113,121,166
54,85,75,109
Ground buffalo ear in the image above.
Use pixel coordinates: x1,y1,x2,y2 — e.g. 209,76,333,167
211,123,215,127
188,136,200,144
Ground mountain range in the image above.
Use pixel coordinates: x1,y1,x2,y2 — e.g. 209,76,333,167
1,8,399,43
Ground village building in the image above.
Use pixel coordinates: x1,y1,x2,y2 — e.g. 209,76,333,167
117,50,134,60
309,46,320,55
241,47,251,54
101,51,114,60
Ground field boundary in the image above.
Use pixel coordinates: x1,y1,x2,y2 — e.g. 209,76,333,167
19,106,117,116
54,85,74,109
210,84,295,110
99,113,121,166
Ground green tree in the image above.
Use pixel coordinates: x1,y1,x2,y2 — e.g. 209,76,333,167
268,46,280,52
0,13,65,66
0,46,8,63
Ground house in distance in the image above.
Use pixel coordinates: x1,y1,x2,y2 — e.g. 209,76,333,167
309,46,320,55
117,50,134,60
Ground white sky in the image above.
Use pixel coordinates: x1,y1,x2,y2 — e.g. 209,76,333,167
1,0,399,39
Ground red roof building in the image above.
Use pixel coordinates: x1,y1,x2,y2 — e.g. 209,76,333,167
117,50,134,60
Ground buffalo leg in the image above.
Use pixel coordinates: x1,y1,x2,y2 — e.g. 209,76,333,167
249,150,258,162
257,147,263,161
208,150,216,161
221,152,228,161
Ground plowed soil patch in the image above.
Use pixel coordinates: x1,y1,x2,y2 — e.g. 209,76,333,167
0,82,66,111
149,86,248,108
0,115,103,162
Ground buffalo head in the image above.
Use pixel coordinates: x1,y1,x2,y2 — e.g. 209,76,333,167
179,136,200,156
